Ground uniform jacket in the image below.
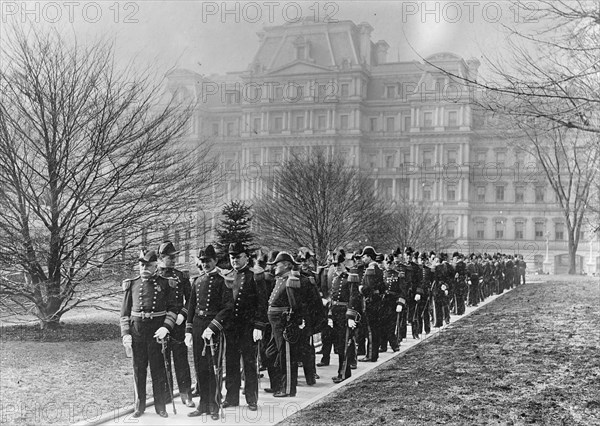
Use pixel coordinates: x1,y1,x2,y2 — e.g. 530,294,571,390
329,270,362,320
157,267,191,319
120,274,177,336
227,264,269,331
185,268,234,334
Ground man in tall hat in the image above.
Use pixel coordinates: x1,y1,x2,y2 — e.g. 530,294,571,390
392,247,409,342
120,249,178,418
418,251,433,335
358,246,385,362
406,248,425,339
265,252,312,397
296,248,325,386
222,242,268,411
156,241,195,408
328,251,362,382
379,254,405,352
452,252,467,315
185,245,234,420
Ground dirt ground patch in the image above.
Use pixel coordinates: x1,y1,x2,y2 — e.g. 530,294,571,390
283,278,600,426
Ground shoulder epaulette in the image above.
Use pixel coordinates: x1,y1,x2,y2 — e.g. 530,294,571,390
122,277,139,291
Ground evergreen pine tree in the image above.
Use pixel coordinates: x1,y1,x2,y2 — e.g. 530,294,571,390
215,200,257,254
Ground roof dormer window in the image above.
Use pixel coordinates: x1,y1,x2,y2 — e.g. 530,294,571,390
294,36,309,60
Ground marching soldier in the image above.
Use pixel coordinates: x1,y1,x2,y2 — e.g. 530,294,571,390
265,252,312,397
358,246,385,362
222,242,268,411
328,252,361,382
156,241,195,408
185,245,234,420
120,249,177,418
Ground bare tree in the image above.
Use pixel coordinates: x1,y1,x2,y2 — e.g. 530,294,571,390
0,25,217,328
253,148,387,263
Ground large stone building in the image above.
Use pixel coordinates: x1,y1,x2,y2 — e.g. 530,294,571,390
167,18,599,275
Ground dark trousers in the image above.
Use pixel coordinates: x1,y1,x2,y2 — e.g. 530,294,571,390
268,311,298,395
332,307,355,378
379,298,400,351
191,316,223,414
356,319,367,356
167,322,192,403
364,298,381,361
300,329,316,382
319,324,335,364
130,317,169,414
468,276,480,306
225,323,258,405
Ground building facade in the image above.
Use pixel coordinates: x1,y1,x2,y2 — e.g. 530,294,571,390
167,18,599,274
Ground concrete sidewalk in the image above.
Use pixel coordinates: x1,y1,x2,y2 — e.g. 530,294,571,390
81,288,519,426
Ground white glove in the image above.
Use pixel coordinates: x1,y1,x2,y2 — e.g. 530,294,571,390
358,285,364,293
322,298,329,307
185,333,193,347
253,329,263,342
176,313,185,325
122,334,132,348
396,305,403,313
347,319,357,329
299,319,306,330
444,290,449,296
201,328,214,340
415,294,421,302
328,318,334,328
441,284,447,291
153,326,169,340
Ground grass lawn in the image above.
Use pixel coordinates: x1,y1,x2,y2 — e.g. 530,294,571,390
283,278,600,426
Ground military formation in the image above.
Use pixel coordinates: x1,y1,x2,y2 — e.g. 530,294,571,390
120,241,526,419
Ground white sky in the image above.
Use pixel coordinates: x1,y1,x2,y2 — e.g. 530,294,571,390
2,1,543,76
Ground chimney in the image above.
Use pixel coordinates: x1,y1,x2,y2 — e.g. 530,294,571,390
375,40,389,64
466,58,481,82
357,22,374,66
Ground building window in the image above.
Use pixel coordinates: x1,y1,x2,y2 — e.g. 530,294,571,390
515,222,524,240
404,115,411,132
385,154,395,169
386,116,395,132
446,221,456,238
296,45,305,60
495,221,505,239
401,151,411,165
555,223,564,240
226,122,234,136
515,186,524,203
385,85,396,98
423,150,433,168
496,151,506,167
341,83,349,99
447,149,457,164
340,114,349,130
535,186,545,203
273,116,283,132
477,186,486,202
423,185,431,201
318,84,327,100
535,221,545,239
369,154,377,169
496,185,505,202
317,115,326,130
423,112,433,128
447,184,456,201
476,151,486,164
476,222,485,239
226,92,238,104
448,110,458,127
212,123,219,136
275,86,283,101
370,117,378,132
253,117,261,133
295,115,304,131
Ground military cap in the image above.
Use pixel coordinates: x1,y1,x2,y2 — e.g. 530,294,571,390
296,247,314,261
267,250,280,264
360,246,379,259
452,251,460,258
392,247,403,257
139,249,157,263
420,251,428,261
158,241,179,256
333,252,346,265
228,242,247,256
197,244,217,260
404,246,414,255
375,253,385,262
267,251,299,266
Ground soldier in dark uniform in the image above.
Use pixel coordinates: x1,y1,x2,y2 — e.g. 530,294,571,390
517,254,527,285
316,249,338,367
265,252,311,397
156,241,195,408
406,248,425,339
391,248,409,342
358,246,385,362
120,249,177,418
352,252,368,358
466,254,480,307
222,242,268,411
419,251,433,335
328,252,361,382
452,252,467,315
379,254,404,352
185,245,234,420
